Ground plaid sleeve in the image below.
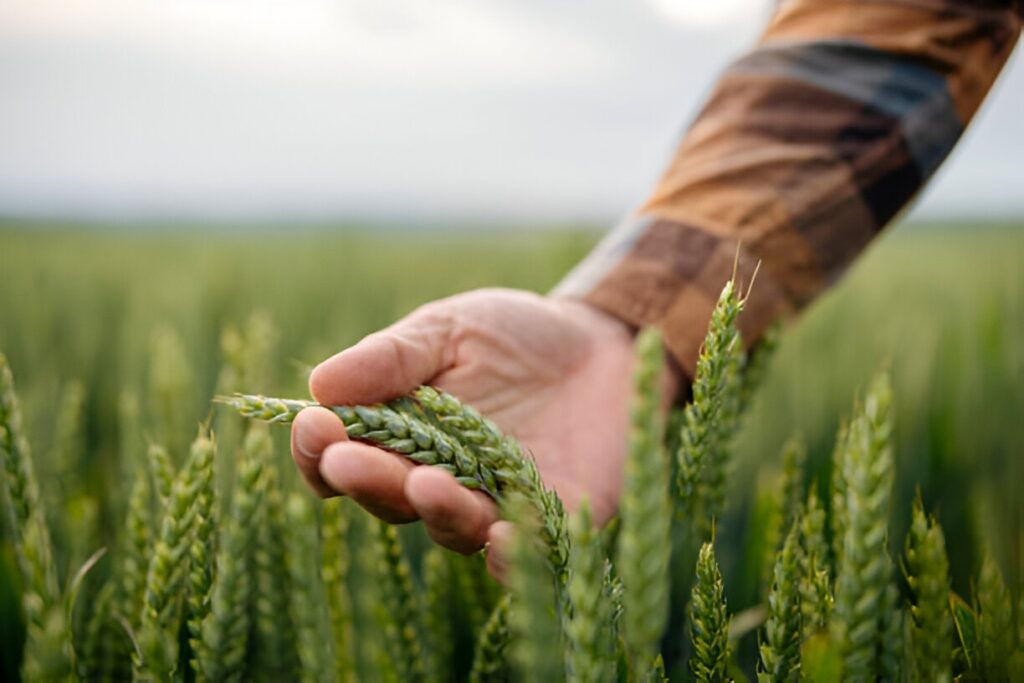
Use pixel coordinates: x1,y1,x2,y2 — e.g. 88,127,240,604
552,0,1022,379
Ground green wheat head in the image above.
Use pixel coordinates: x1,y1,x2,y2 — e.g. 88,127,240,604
284,493,338,683
676,279,746,535
778,435,806,532
618,327,672,679
195,427,264,682
829,419,849,572
452,551,500,637
321,496,356,683
567,501,615,683
134,429,215,680
147,442,174,508
0,354,71,681
798,489,832,638
758,525,802,682
120,468,152,633
219,389,572,601
414,385,571,591
903,493,952,683
250,444,298,679
469,593,512,683
975,553,1013,681
689,540,731,683
832,373,902,683
507,496,564,682
421,547,455,683
186,432,218,672
374,521,425,683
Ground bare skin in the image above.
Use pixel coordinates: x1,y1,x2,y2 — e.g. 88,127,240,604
289,288,676,578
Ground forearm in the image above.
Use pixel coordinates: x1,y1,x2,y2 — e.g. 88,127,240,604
554,0,1022,378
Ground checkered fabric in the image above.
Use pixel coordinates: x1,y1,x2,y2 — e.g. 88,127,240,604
553,0,1022,379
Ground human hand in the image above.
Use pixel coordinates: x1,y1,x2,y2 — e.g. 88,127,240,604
290,288,677,575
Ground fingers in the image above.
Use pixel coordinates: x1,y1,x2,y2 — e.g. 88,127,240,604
293,410,512,576
405,467,499,555
485,521,515,583
319,440,419,523
309,305,454,406
291,407,348,498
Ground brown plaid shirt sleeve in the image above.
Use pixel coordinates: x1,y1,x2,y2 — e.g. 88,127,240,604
553,0,1022,380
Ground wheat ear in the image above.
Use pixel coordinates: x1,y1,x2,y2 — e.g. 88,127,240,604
322,496,356,683
134,430,214,681
689,540,731,683
186,433,217,673
904,493,952,683
832,373,901,683
798,489,832,638
420,547,454,682
195,427,264,682
759,524,803,682
975,552,1013,681
508,496,564,682
250,445,298,678
618,327,672,679
373,521,425,682
567,500,615,683
284,493,338,683
0,354,71,680
469,593,512,683
676,279,746,536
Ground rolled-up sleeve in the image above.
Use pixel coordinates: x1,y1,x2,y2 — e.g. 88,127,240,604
553,0,1022,379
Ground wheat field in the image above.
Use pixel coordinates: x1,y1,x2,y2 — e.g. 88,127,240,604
0,221,1021,680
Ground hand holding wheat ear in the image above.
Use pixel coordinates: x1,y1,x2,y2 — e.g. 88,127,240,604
277,289,675,572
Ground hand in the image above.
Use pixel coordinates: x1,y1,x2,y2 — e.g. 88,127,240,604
290,288,675,576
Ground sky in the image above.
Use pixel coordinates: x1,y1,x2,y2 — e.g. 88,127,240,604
0,0,1021,226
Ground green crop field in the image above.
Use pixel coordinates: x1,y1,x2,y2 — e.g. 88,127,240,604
0,221,1021,681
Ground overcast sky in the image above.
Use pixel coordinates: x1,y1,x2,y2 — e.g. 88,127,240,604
1,0,1021,226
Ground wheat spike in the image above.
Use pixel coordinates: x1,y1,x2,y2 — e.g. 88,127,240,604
196,429,265,682
134,429,215,681
508,496,564,682
778,435,806,532
618,327,671,679
676,279,746,536
321,496,356,683
373,521,425,682
421,547,455,682
798,489,832,638
758,525,802,682
285,493,338,683
832,373,901,683
147,442,174,508
186,433,218,673
567,501,615,683
414,385,571,590
689,540,731,683
220,390,572,598
0,354,72,681
976,553,1013,681
829,419,850,572
469,593,512,683
452,551,499,635
250,453,298,679
904,494,952,683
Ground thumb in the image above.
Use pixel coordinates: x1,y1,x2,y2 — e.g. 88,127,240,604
309,303,454,406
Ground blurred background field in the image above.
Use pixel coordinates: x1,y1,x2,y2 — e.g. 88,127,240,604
0,219,1021,677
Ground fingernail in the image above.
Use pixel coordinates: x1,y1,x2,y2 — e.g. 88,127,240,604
295,428,321,460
